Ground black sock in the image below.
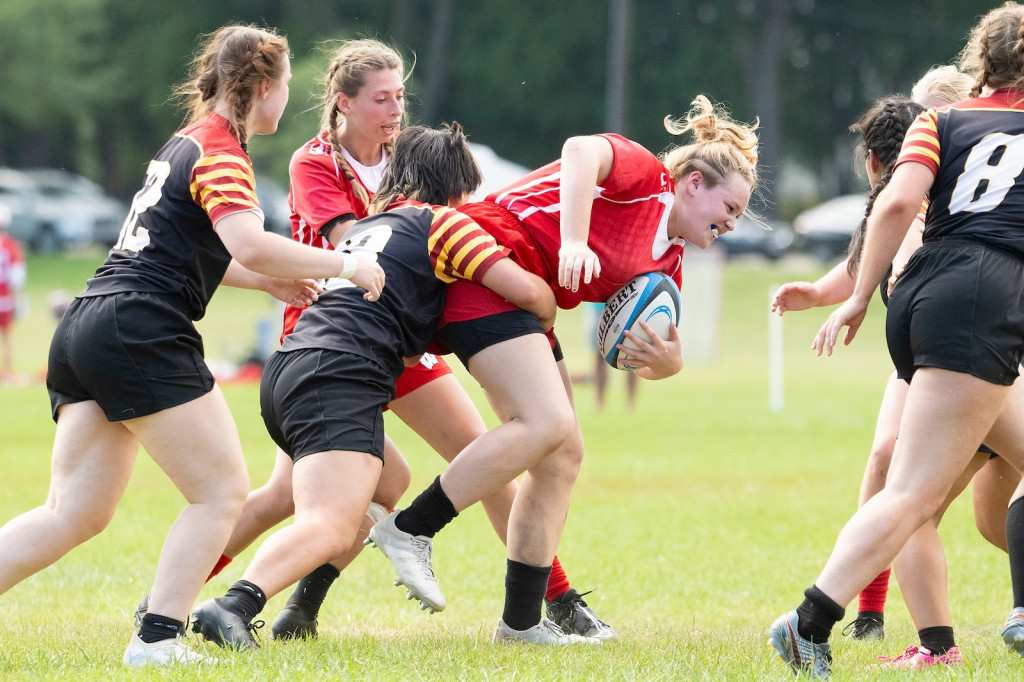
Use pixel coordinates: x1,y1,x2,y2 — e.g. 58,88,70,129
220,579,267,621
796,584,845,643
285,563,341,617
502,560,552,631
1008,497,1024,608
918,625,955,655
137,612,184,643
394,476,458,538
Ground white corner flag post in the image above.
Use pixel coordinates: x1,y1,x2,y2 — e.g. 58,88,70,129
769,285,784,412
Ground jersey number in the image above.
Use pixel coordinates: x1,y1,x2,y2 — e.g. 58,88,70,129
114,160,171,252
949,133,1024,214
322,224,392,292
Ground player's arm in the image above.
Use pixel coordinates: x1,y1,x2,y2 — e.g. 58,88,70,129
323,216,358,246
216,210,384,300
814,162,931,355
480,258,557,331
220,259,323,308
771,260,854,315
558,135,615,291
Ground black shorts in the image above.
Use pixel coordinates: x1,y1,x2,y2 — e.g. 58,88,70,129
47,292,214,422
434,309,562,368
978,443,1000,459
260,348,392,462
887,239,1024,386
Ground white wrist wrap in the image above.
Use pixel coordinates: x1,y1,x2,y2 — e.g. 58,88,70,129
338,252,357,279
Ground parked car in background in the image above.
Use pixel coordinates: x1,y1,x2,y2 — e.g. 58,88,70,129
255,177,292,237
21,169,128,250
792,193,867,262
0,167,45,248
715,215,794,261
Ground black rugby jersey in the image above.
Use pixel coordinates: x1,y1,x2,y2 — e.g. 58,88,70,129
81,113,262,320
281,200,508,380
898,88,1024,260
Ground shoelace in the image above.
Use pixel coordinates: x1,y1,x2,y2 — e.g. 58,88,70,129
248,619,266,644
877,646,920,663
566,589,610,628
841,616,881,637
540,619,568,637
408,536,436,578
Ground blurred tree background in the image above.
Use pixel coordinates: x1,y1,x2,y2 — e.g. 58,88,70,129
0,0,989,220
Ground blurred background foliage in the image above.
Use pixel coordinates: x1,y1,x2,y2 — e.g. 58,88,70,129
0,0,989,219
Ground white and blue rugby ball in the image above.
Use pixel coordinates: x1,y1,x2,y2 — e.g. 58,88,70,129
597,272,681,370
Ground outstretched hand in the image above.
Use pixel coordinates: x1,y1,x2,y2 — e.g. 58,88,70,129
771,281,820,316
812,297,868,356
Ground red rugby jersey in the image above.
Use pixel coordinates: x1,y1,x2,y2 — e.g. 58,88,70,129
487,133,683,308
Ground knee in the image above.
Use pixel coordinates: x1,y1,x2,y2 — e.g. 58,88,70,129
534,429,585,483
866,440,895,480
66,507,116,543
303,515,361,559
222,470,251,514
526,404,577,454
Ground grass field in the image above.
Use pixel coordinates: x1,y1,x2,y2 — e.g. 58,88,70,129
0,249,1019,679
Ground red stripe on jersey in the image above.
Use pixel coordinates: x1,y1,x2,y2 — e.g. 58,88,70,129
191,153,260,224
428,206,507,283
896,109,941,174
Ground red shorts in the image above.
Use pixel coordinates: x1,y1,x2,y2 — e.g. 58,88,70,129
390,353,452,406
0,309,12,331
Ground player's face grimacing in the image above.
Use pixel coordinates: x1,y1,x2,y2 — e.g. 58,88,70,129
669,170,751,249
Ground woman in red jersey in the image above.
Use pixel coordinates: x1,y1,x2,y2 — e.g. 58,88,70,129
366,96,760,644
0,25,383,668
769,5,1024,676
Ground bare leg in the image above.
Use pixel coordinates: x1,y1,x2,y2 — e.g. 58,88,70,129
593,352,608,411
816,368,1008,607
440,335,579,567
972,455,1017,552
893,451,988,630
126,386,250,622
0,401,138,594
440,335,576,519
857,371,907,506
390,373,517,544
225,435,409,560
239,450,381,599
0,326,11,381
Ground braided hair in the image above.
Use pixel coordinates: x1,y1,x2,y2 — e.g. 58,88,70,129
319,39,405,213
958,2,1024,98
175,25,289,145
845,97,925,277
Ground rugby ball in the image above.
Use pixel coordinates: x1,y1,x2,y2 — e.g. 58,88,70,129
597,272,681,370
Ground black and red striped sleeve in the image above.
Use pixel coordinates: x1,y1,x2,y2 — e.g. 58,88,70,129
427,206,509,283
190,151,261,224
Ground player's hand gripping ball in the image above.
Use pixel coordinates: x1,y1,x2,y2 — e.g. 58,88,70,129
597,271,681,370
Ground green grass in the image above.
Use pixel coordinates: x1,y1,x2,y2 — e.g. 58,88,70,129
0,250,1018,679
